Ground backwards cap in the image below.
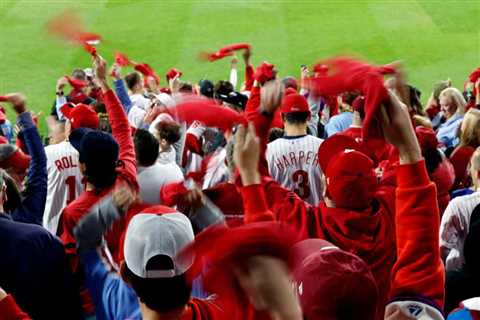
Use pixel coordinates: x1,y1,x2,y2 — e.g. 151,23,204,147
124,213,194,278
60,103,99,130
292,239,378,320
318,134,377,210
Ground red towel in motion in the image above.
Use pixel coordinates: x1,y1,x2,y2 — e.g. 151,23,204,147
200,43,251,62
114,52,132,67
46,10,101,56
308,57,396,139
134,63,160,85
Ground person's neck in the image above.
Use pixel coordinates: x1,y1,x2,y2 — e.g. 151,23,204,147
284,124,307,137
132,88,143,95
140,302,186,320
350,111,362,128
86,182,95,192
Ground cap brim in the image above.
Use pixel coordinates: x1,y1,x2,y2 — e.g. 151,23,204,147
69,127,94,152
291,239,337,271
318,134,365,173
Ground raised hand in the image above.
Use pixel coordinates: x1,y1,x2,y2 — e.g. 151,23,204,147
260,79,284,114
4,93,27,114
234,122,261,185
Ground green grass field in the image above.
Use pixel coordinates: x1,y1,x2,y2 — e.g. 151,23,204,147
1,0,479,135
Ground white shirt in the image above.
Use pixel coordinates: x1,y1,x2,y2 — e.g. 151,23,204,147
137,162,184,204
43,141,84,234
127,105,146,129
202,148,229,189
440,191,480,271
266,135,324,205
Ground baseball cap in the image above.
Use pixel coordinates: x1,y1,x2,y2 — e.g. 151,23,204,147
166,68,182,82
124,213,194,278
216,91,248,110
281,92,310,114
199,79,214,98
291,239,378,320
0,144,31,173
60,103,99,130
318,134,377,210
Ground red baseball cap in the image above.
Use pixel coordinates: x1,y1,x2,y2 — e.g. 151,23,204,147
291,239,378,320
0,105,6,125
60,103,99,130
166,68,182,81
281,93,310,114
0,144,31,173
318,134,377,210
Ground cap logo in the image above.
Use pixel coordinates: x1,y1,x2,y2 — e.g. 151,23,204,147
406,304,423,316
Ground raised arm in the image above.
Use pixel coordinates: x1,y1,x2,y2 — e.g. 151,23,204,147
110,63,133,114
94,56,138,190
381,91,445,317
4,94,47,225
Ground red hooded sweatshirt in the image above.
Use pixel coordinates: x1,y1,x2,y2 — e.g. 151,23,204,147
241,108,397,319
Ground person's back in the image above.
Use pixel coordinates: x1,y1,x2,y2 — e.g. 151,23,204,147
267,134,323,205
0,215,82,319
138,162,183,204
266,92,324,205
44,141,83,234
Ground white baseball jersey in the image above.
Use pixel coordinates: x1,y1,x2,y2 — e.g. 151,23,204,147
43,141,84,234
266,135,324,205
137,162,184,205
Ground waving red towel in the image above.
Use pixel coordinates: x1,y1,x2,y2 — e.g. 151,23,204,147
168,97,246,133
308,57,396,139
46,10,101,57
200,43,251,62
134,63,160,85
114,52,132,67
65,75,88,90
0,96,8,102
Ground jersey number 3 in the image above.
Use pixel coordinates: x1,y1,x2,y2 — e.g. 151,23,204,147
292,170,310,199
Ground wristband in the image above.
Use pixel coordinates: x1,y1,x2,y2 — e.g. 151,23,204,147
56,91,64,96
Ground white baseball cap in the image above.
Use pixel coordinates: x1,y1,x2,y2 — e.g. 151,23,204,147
124,213,194,279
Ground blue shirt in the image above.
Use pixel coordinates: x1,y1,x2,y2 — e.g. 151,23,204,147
436,114,463,149
324,112,353,137
114,79,133,114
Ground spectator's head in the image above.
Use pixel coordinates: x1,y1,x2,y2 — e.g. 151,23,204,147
281,92,310,134
0,169,22,214
214,80,234,100
439,87,466,119
198,79,214,98
48,120,66,145
415,126,442,175
408,85,423,116
318,134,377,210
339,91,360,112
120,213,194,314
291,239,378,320
155,121,181,152
459,109,480,149
0,144,31,187
282,76,298,91
125,72,143,92
179,82,193,94
60,103,100,136
470,147,480,190
134,129,159,167
72,68,87,81
432,80,452,105
69,128,119,190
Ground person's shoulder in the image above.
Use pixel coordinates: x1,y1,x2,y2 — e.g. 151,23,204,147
1,217,57,243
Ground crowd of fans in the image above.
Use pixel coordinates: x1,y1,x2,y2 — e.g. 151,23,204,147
0,44,479,320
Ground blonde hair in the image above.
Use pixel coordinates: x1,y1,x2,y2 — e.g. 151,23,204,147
459,109,480,148
413,115,433,129
439,87,467,116
470,147,480,189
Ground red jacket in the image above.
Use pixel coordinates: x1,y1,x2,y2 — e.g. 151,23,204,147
59,89,139,260
0,295,31,320
242,109,397,319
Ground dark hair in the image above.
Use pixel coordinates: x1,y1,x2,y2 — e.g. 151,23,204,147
125,72,142,91
423,148,443,174
98,114,112,133
179,82,193,93
268,127,285,142
123,256,192,313
282,112,310,125
341,91,360,106
214,80,233,99
282,76,298,90
3,172,22,212
72,69,86,81
92,101,106,114
156,121,181,145
408,85,424,115
134,129,159,167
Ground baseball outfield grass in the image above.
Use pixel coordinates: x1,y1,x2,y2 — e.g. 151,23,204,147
1,0,479,135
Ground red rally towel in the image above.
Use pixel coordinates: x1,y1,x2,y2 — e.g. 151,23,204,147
167,96,247,133
46,10,101,56
65,75,88,90
200,43,251,62
307,57,396,139
181,222,297,318
114,52,132,67
134,63,160,85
